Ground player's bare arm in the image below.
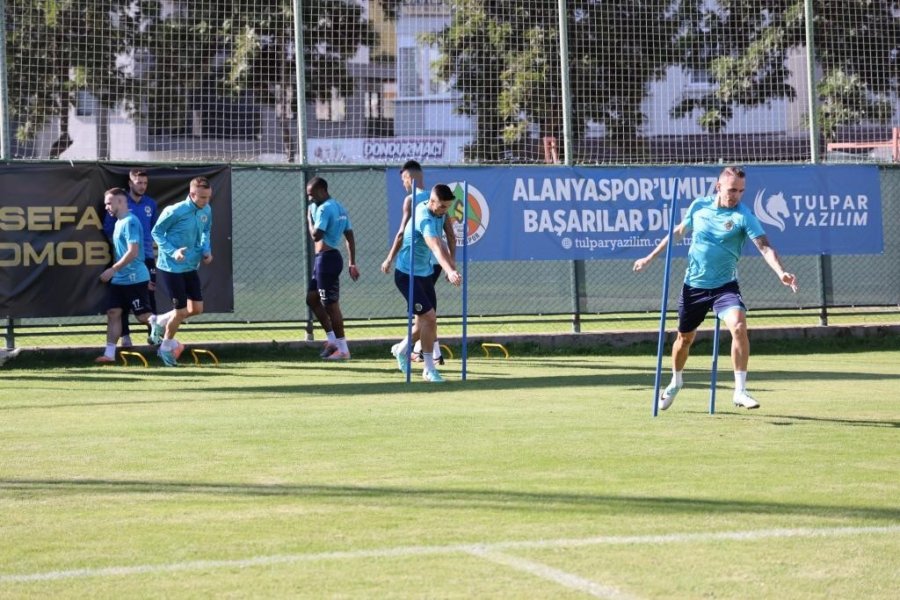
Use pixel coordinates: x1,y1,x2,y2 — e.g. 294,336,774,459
425,235,461,286
753,235,798,292
633,222,687,272
345,230,360,281
381,195,413,273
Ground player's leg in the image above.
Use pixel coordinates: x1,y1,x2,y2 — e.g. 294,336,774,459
145,258,158,343
97,293,124,363
412,277,443,382
318,250,349,359
156,271,188,366
714,282,758,409
660,285,708,409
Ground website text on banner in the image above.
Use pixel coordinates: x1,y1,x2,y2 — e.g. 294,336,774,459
386,166,883,261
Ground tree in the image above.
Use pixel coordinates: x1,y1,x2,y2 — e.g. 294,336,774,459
4,0,378,161
424,0,689,162
5,0,144,158
672,1,900,140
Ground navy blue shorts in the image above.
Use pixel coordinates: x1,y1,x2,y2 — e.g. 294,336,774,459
309,249,343,304
105,282,153,316
431,264,443,285
677,281,746,333
394,270,437,315
159,269,203,310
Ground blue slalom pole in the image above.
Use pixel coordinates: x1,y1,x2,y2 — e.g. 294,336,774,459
405,186,417,383
709,317,721,414
461,181,469,381
652,198,679,417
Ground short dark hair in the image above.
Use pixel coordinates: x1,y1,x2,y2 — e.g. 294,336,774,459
190,176,211,189
720,166,746,179
129,169,148,179
433,183,454,202
307,176,328,194
104,187,127,200
401,160,422,174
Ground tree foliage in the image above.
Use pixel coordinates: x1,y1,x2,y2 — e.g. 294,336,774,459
5,0,377,153
673,0,900,139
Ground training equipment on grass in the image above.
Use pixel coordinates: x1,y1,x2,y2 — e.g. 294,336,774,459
652,197,679,417
119,351,148,368
403,186,418,383
461,180,470,381
190,348,219,366
480,343,509,359
708,318,721,414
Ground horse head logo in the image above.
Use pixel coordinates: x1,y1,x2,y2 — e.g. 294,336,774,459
753,189,790,232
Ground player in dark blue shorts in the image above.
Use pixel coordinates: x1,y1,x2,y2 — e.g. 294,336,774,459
634,166,798,411
306,176,359,360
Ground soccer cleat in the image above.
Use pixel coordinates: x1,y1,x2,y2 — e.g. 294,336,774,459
320,343,338,358
120,340,134,349
659,383,681,410
149,320,165,345
422,369,446,383
322,349,350,361
410,351,423,363
436,355,445,366
392,347,410,373
157,347,178,367
172,341,185,360
95,355,116,364
733,390,760,409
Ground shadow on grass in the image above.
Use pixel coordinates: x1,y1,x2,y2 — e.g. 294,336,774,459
2,478,898,522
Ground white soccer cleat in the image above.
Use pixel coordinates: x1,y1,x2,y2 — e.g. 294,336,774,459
659,383,681,411
733,390,760,409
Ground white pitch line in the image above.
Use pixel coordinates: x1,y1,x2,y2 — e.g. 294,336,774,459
1,525,897,584
466,546,638,600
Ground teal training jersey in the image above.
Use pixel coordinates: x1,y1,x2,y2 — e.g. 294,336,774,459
312,197,352,249
112,213,150,285
152,197,212,273
682,196,765,289
396,201,445,277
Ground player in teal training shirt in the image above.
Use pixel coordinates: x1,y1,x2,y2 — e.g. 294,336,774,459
634,166,798,411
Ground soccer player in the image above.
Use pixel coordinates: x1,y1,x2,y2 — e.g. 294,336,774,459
381,160,456,364
633,166,798,410
96,188,158,363
150,176,213,366
306,176,359,360
102,169,158,346
392,184,462,383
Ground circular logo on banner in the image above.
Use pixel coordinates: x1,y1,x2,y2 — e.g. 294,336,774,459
447,182,490,246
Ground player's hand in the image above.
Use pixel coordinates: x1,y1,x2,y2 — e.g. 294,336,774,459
781,272,798,293
447,270,462,287
349,264,360,281
633,257,651,272
99,268,115,283
380,259,392,274
174,247,187,262
202,253,213,265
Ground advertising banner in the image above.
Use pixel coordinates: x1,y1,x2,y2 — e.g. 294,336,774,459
0,164,233,318
386,165,883,261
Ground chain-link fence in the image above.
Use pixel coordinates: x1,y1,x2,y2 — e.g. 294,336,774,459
2,2,899,348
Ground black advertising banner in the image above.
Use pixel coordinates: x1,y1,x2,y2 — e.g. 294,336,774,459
0,163,233,318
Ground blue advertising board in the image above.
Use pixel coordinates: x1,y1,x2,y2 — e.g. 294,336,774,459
386,165,883,261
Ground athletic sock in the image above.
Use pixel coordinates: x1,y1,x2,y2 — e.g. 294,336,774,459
423,352,435,371
734,370,747,392
433,340,441,358
105,343,116,359
336,338,349,354
673,370,684,388
325,330,337,344
121,335,132,346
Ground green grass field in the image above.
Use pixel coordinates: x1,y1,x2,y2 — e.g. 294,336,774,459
1,343,898,598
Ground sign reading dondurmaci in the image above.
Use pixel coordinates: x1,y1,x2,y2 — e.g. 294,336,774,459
0,164,234,319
